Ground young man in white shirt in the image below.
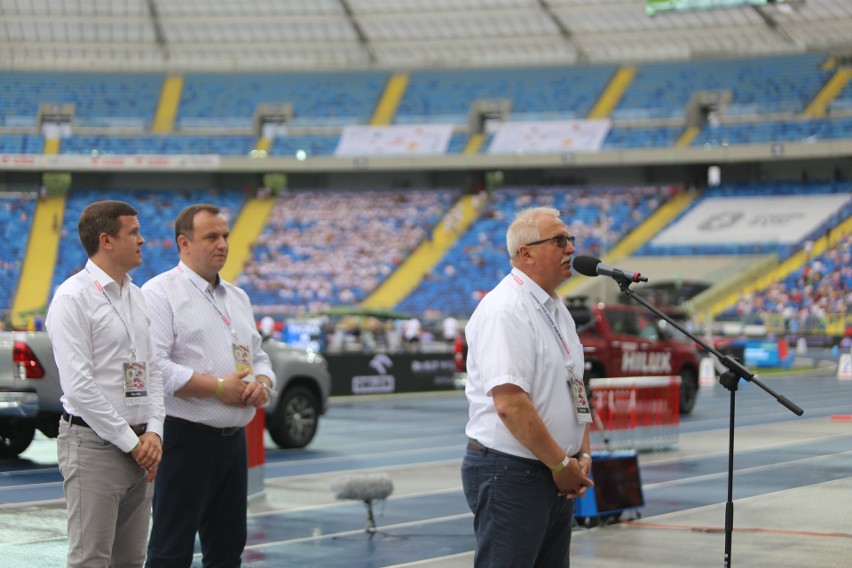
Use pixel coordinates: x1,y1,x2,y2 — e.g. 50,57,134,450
46,200,165,568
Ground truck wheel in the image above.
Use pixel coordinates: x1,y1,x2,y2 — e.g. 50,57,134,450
267,386,320,449
0,418,36,458
679,368,698,415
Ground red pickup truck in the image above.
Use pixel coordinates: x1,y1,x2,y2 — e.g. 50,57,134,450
566,299,702,414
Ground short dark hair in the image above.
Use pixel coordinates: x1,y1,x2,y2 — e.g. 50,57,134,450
78,200,138,257
174,204,221,242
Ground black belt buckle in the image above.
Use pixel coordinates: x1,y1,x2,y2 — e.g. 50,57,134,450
218,426,242,436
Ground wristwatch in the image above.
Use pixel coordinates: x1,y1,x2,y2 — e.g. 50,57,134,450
578,452,592,460
257,378,275,396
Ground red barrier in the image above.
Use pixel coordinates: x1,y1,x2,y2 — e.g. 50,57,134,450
246,408,265,500
589,376,680,451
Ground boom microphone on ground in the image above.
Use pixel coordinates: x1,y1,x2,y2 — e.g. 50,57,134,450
573,255,648,283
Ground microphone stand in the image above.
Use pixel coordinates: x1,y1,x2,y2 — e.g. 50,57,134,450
610,273,803,568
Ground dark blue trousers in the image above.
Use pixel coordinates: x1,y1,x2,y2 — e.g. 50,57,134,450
462,444,574,568
146,419,248,568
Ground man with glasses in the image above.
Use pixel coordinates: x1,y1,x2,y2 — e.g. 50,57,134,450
462,206,593,567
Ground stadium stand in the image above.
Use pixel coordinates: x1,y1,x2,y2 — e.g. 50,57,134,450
394,65,617,125
178,71,389,128
730,232,851,334
0,194,37,312
237,188,459,317
1,53,851,159
613,53,833,120
0,71,164,128
395,185,674,320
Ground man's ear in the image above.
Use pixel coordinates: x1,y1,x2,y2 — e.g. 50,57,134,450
98,232,112,251
176,234,190,253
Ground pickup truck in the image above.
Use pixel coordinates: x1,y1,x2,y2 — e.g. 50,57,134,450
0,331,331,458
565,298,702,414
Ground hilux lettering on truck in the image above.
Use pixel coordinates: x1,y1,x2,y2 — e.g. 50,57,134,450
566,299,701,414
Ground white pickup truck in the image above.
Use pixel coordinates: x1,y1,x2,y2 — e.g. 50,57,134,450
0,331,331,458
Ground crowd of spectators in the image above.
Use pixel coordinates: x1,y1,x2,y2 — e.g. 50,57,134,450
397,184,675,319
238,188,458,317
733,233,852,334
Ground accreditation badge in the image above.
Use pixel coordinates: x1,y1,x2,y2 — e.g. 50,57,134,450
124,361,148,406
233,343,253,375
568,370,592,424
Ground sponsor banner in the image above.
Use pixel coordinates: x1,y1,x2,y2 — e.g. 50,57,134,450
651,194,851,246
0,153,221,170
326,353,457,396
334,124,454,156
487,120,610,154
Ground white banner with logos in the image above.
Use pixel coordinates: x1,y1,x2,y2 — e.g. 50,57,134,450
487,120,611,154
651,194,851,246
335,124,454,156
0,153,221,170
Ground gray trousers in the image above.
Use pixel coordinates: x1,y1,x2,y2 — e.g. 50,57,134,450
57,419,152,568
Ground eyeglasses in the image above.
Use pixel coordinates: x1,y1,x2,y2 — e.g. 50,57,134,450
524,234,576,249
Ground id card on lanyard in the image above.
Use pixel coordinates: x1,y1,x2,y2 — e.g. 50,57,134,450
516,273,592,425
180,266,253,376
89,271,148,406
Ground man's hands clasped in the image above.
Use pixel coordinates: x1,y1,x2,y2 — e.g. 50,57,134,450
214,369,271,409
554,457,594,499
130,432,163,483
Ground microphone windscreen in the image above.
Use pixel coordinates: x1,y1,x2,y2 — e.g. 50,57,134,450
573,255,601,277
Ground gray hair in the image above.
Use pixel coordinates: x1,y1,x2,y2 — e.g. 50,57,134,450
506,206,560,261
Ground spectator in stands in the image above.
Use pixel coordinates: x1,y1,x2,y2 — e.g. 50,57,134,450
142,204,276,567
46,200,164,568
462,206,593,567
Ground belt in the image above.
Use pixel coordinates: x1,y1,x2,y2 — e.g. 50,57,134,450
62,412,147,436
467,438,544,468
166,415,243,436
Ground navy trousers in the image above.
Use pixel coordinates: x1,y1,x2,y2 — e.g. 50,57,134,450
462,444,574,568
146,419,248,568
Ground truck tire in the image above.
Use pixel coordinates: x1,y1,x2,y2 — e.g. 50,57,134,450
679,368,698,415
0,418,36,458
267,386,320,449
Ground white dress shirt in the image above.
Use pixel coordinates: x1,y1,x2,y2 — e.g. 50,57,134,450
464,267,586,460
142,261,276,428
46,259,165,453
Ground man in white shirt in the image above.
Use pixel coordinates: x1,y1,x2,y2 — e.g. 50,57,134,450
462,207,593,567
46,200,165,568
142,204,275,568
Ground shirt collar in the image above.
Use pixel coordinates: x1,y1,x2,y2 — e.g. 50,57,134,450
510,267,558,309
85,258,131,292
177,260,219,292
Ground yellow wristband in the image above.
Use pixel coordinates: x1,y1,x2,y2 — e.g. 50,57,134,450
550,455,570,473
214,378,224,399
131,441,141,454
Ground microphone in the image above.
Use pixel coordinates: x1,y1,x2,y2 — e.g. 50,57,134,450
573,255,648,283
